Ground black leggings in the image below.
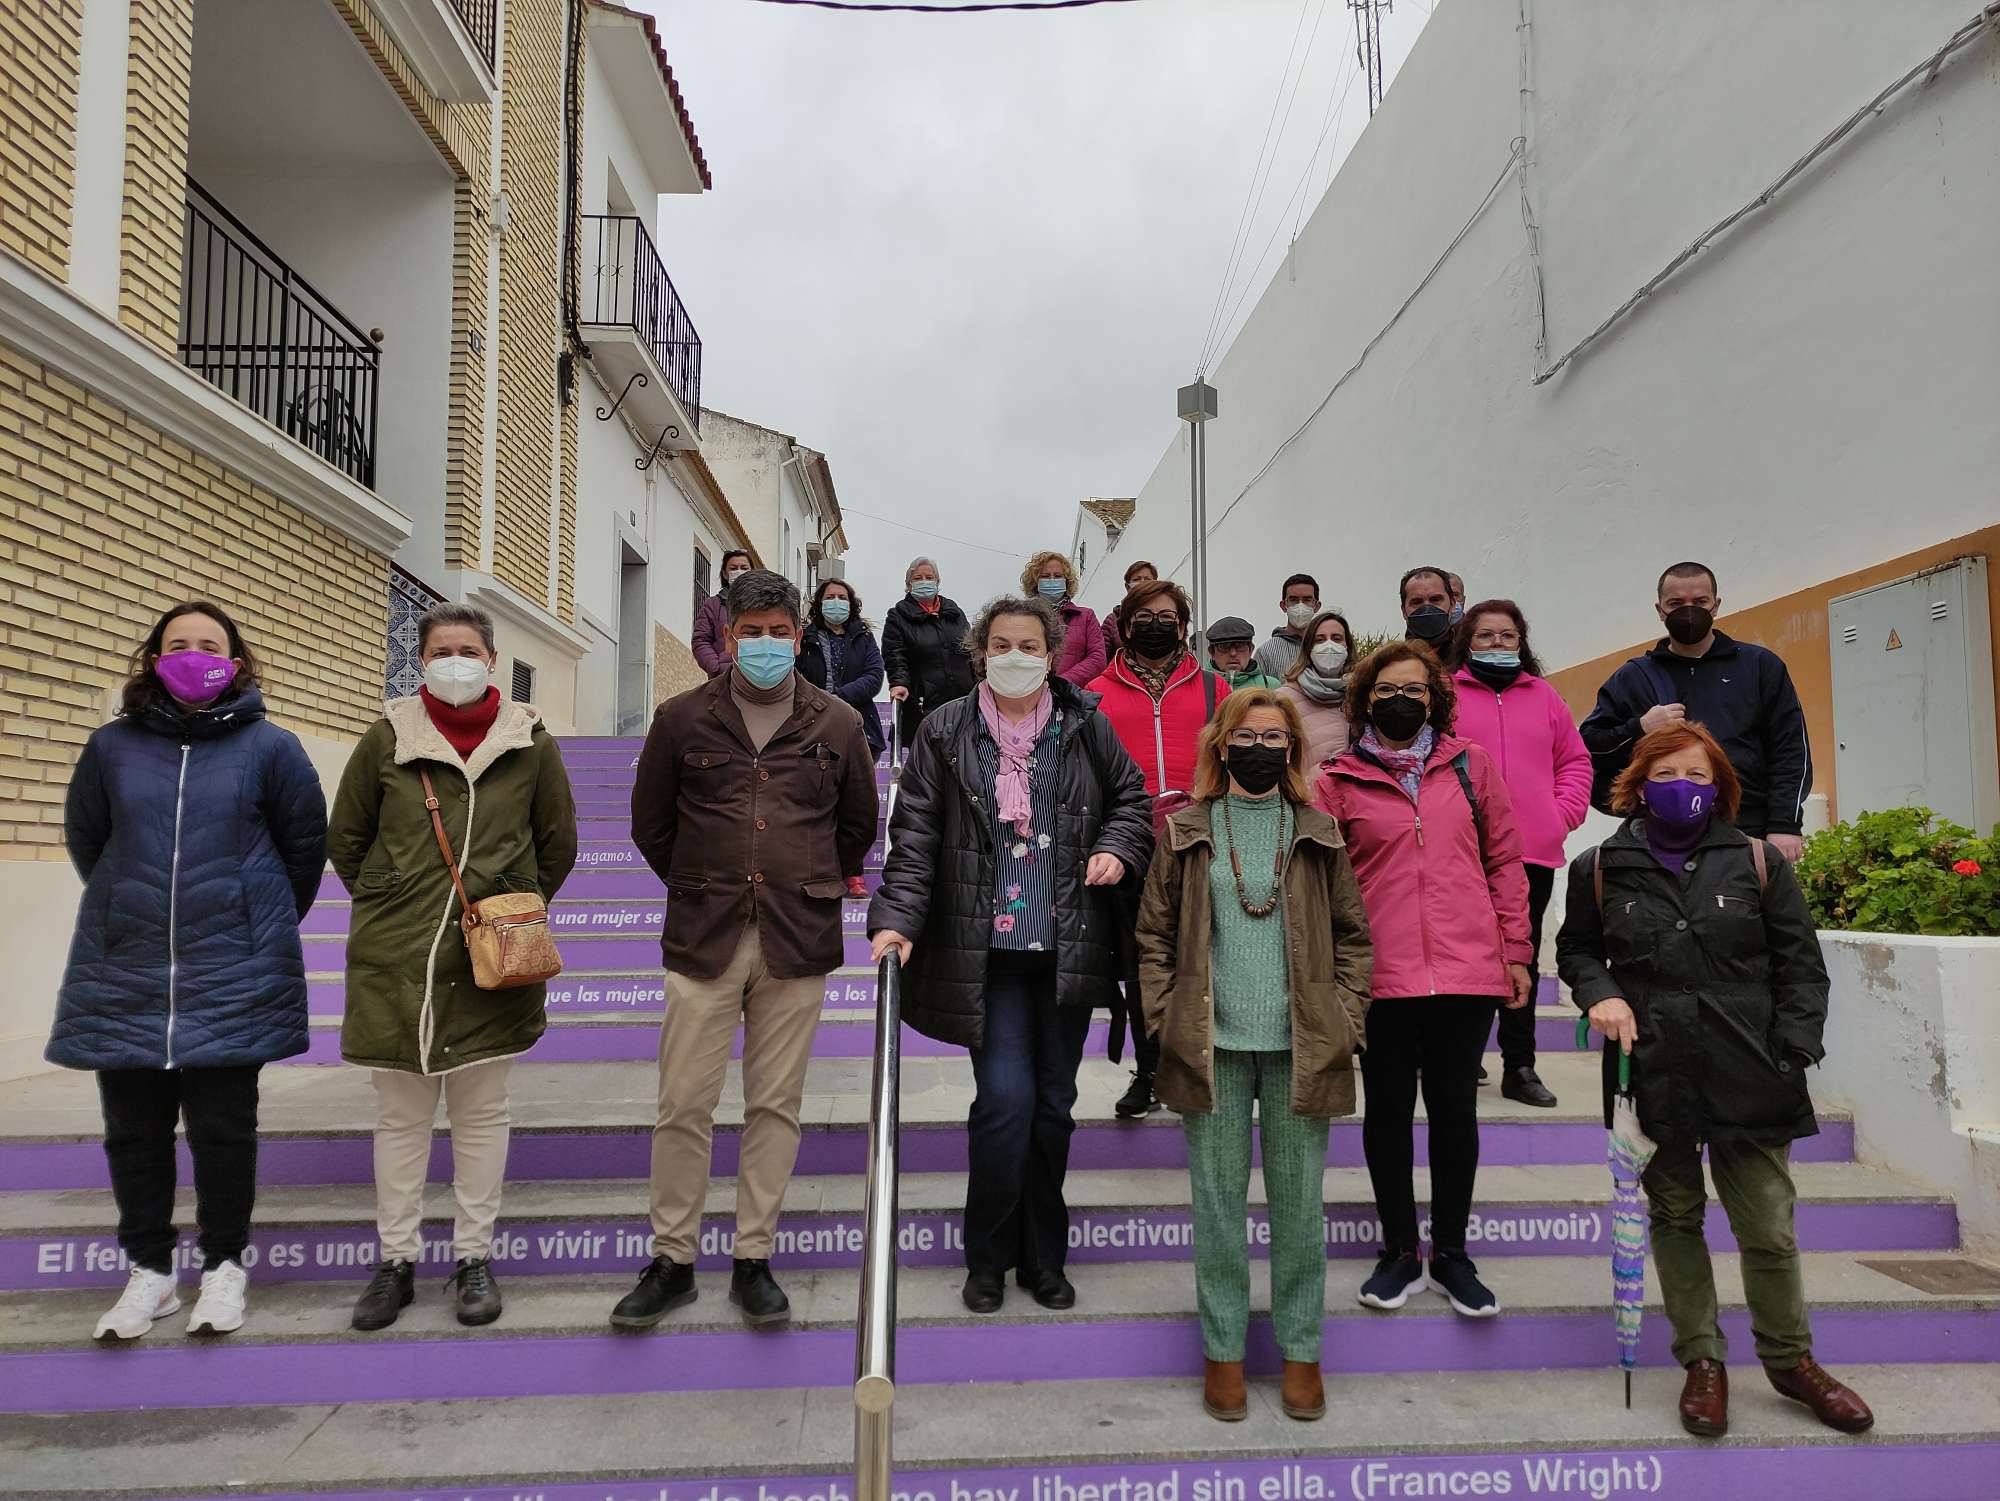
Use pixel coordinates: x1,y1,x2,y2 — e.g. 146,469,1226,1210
98,1065,262,1274
1361,997,1498,1255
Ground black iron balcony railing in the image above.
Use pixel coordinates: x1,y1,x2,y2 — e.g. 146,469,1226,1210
581,213,702,433
178,179,380,489
449,0,497,70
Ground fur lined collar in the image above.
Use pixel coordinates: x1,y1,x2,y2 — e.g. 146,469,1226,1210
383,694,541,784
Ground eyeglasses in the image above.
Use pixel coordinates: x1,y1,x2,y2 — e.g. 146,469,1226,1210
1128,610,1180,628
1226,729,1293,750
1471,629,1520,646
1370,682,1431,701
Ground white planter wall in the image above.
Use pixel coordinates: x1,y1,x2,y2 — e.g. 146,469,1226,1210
1817,932,2000,1254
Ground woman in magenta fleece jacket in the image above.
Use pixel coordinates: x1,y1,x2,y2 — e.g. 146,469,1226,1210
1445,599,1592,1109
1313,640,1531,1321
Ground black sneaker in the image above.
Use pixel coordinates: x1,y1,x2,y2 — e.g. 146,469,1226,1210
1115,1070,1159,1120
1018,1267,1076,1310
729,1258,791,1327
1501,1066,1558,1109
962,1270,1005,1314
1476,1064,1490,1084
350,1259,415,1331
1427,1249,1500,1318
609,1256,696,1329
1357,1250,1424,1310
447,1256,503,1327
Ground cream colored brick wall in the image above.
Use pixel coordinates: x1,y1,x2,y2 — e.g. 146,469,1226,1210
493,0,565,608
0,343,388,859
653,622,702,705
0,0,83,279
117,0,192,353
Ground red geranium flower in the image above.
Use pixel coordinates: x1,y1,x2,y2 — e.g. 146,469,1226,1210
1952,858,1982,876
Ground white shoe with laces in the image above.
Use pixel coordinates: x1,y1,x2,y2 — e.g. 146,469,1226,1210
187,1260,248,1335
93,1266,181,1341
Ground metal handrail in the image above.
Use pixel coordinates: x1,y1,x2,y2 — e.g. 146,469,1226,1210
854,709,902,1498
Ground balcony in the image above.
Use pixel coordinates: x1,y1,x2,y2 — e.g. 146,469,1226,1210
578,214,703,453
178,178,381,489
367,0,497,101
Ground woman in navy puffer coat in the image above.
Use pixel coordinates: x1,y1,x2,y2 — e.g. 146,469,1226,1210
51,602,326,1344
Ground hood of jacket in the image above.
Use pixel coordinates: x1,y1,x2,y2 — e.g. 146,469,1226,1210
384,692,542,784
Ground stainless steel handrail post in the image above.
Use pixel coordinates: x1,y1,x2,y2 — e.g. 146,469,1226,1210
855,704,901,1500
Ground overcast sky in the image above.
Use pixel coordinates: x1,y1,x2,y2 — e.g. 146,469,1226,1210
645,0,1432,623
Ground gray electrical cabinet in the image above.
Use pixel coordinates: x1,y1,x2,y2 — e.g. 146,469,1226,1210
1828,556,1999,830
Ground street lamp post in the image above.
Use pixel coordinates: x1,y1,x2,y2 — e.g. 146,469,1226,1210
1177,379,1217,654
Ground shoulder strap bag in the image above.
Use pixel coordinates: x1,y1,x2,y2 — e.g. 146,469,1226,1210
419,766,563,990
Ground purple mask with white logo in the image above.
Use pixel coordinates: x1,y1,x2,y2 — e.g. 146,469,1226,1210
1641,777,1716,829
155,650,237,705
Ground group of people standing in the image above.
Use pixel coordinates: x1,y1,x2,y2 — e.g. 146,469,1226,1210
48,545,1867,1444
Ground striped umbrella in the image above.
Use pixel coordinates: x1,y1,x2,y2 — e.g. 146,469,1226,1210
1580,1017,1659,1408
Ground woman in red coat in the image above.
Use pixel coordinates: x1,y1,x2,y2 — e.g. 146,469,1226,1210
1313,641,1531,1320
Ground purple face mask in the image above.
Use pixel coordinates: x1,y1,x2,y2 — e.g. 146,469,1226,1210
155,650,237,705
1641,777,1717,829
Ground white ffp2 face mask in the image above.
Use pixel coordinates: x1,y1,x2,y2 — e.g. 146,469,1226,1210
425,655,490,707
1310,641,1349,675
1286,602,1318,630
985,649,1050,699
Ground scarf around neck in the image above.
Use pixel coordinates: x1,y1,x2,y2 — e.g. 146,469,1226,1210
420,685,501,761
1295,665,1347,705
1125,647,1186,704
1361,722,1436,802
977,681,1052,836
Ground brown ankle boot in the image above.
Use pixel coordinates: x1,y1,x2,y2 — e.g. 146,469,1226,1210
1767,1355,1875,1433
1202,1359,1247,1422
1678,1359,1728,1437
1280,1360,1325,1420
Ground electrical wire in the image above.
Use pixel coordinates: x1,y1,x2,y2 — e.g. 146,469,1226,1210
1167,142,1525,578
839,506,1028,560
1533,1,2000,384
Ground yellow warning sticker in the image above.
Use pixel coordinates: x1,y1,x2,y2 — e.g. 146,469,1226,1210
1886,629,1903,651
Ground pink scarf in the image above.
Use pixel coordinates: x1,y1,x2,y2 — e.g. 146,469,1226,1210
977,681,1052,836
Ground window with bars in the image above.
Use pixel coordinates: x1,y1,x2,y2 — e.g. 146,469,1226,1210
693,546,711,624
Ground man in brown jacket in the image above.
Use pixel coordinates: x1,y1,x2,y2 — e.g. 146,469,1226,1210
610,570,879,1329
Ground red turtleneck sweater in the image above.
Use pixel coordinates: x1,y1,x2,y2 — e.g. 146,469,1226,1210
421,685,501,761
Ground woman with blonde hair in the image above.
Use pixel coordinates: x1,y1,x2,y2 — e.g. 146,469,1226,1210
1136,687,1373,1425
1022,550,1107,687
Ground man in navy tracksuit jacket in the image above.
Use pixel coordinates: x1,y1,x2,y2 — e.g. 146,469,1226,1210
1581,562,1813,858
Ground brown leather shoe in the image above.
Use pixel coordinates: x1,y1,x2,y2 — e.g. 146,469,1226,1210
1280,1360,1325,1421
1767,1355,1875,1433
1202,1359,1247,1422
1678,1359,1728,1437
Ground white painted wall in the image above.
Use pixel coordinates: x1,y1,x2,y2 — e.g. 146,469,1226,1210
700,411,784,569
583,33,669,215
66,0,130,314
1085,0,2000,665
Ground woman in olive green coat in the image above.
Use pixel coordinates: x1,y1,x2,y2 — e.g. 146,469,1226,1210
328,604,577,1333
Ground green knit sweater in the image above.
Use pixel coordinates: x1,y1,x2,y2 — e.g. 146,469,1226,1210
1208,793,1292,1051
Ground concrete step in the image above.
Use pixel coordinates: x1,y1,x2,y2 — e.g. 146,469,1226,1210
300,966,884,1017
1,1256,1994,1413
0,1053,1860,1191
313,868,886,900
301,894,874,936
0,1158,1952,1291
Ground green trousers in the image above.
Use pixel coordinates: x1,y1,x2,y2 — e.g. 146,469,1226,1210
1183,1048,1329,1363
1642,1136,1813,1369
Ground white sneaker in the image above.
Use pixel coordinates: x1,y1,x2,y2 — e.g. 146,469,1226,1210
93,1266,181,1341
187,1260,248,1335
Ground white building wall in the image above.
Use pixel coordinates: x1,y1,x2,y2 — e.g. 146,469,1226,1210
1086,0,2000,667
582,34,666,213
699,411,784,567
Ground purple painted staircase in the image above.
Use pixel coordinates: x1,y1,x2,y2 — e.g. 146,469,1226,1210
1,723,1997,1499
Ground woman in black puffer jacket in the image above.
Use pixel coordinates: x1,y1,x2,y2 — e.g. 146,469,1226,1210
870,594,1152,1315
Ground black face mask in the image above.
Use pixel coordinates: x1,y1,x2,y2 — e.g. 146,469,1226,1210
1227,745,1288,796
1128,618,1183,660
1370,694,1430,742
1663,604,1714,646
1467,657,1523,691
1405,605,1451,643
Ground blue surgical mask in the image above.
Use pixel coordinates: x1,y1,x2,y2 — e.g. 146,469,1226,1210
820,598,851,626
1471,649,1520,670
910,580,938,601
1037,577,1067,601
1449,603,1465,624
734,635,796,689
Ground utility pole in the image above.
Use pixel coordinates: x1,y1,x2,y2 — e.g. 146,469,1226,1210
1177,379,1217,653
1351,0,1392,117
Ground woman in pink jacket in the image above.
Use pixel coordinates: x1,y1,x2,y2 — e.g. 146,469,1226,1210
1445,600,1591,1111
1313,641,1532,1320
1023,551,1108,688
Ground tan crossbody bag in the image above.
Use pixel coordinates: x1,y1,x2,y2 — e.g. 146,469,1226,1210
420,766,563,990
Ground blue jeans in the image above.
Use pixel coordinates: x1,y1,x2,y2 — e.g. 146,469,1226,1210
964,951,1090,1276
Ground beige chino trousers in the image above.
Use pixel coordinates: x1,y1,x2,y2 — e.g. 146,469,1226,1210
649,923,826,1263
371,1057,514,1264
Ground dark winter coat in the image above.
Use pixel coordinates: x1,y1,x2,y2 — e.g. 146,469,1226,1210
800,623,886,758
50,688,328,1071
329,696,578,1075
881,594,975,747
692,592,731,678
869,678,1154,1049
1555,818,1829,1149
1136,800,1374,1118
1579,632,1812,836
632,671,879,981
